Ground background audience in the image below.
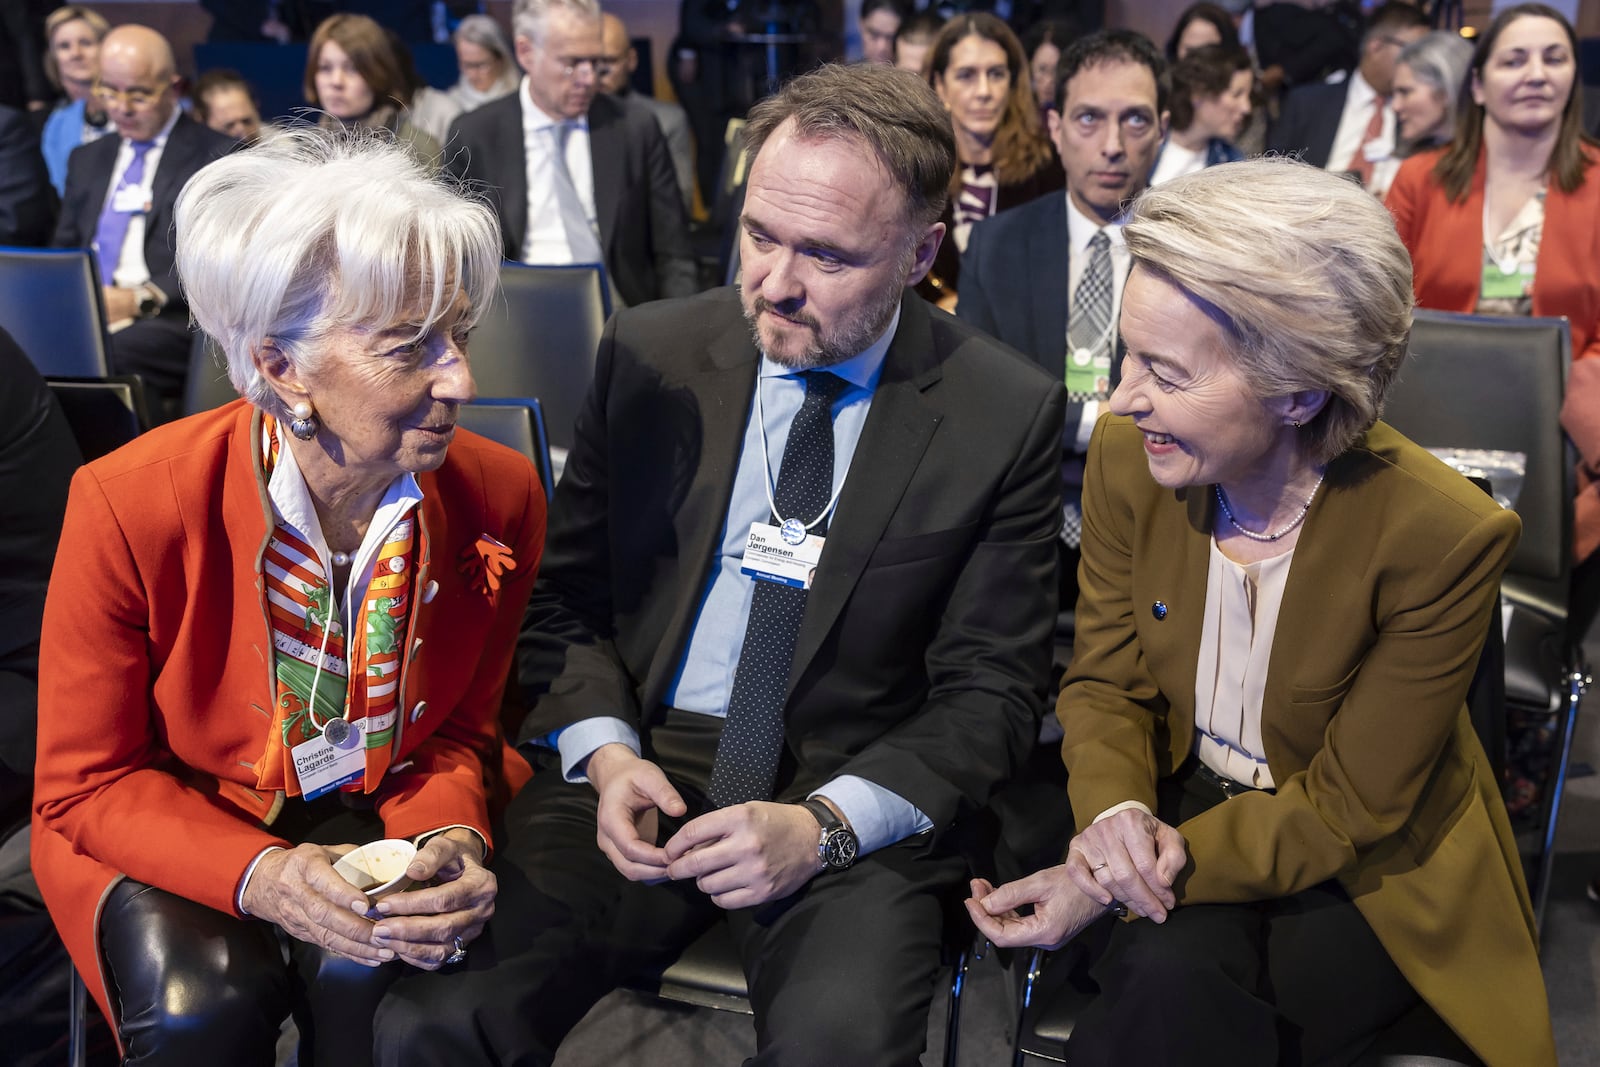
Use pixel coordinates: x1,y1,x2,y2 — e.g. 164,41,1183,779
1164,1,1239,61
894,10,944,74
1021,17,1076,122
192,68,266,142
599,11,695,217
39,4,110,196
1391,29,1474,156
305,13,441,162
857,0,906,66
1149,42,1251,184
921,12,1064,305
448,13,521,114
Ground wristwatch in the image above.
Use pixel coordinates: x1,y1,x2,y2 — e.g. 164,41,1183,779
801,798,858,872
135,283,164,319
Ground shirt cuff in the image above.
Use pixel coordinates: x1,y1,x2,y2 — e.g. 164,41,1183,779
1074,401,1101,452
1093,800,1153,824
236,845,286,916
812,775,932,856
556,717,642,782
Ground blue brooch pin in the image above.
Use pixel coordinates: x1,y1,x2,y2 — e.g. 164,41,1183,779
1152,601,1168,620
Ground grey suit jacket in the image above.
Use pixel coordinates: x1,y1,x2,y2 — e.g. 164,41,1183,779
624,91,694,216
444,90,697,307
518,288,1066,838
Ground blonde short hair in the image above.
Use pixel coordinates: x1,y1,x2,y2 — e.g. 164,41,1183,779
1123,158,1414,463
43,5,111,89
174,126,501,413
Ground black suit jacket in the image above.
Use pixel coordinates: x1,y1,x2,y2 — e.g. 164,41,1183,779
0,104,55,245
957,191,1121,496
1253,3,1357,88
518,288,1065,838
1265,79,1350,170
444,91,696,308
51,112,234,306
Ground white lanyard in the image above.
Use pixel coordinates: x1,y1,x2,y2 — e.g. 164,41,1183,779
754,373,847,535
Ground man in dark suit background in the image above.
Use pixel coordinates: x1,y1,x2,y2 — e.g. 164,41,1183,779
51,25,233,417
443,0,695,308
378,62,1064,1066
958,30,1165,611
0,104,55,246
1266,1,1426,183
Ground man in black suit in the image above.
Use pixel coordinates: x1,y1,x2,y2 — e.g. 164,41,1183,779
0,104,55,245
1266,2,1426,183
378,62,1064,1066
958,30,1165,611
443,0,695,309
51,25,233,417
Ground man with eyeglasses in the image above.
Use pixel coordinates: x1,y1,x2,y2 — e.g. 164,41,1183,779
51,24,232,420
444,0,696,309
1266,2,1428,191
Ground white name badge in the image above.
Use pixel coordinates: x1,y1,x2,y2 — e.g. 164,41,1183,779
740,522,825,590
111,186,149,214
291,722,366,799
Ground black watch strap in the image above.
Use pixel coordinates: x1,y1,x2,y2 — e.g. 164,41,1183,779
801,798,858,871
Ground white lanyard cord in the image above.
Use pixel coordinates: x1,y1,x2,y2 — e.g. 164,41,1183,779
754,373,846,532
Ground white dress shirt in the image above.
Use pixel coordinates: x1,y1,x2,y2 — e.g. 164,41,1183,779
100,105,182,292
1326,69,1395,177
517,77,597,265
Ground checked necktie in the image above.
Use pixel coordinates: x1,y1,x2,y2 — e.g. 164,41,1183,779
93,139,155,286
708,370,848,807
1062,228,1113,548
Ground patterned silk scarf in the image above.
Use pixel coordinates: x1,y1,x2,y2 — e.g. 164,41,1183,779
256,417,415,797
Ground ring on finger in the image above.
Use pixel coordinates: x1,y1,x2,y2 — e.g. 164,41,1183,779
444,936,467,965
1091,862,1109,872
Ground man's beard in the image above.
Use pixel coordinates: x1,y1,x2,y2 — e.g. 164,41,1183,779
740,254,911,369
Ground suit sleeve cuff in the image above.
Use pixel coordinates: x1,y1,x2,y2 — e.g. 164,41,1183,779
414,825,488,863
1093,800,1153,824
557,718,642,782
812,775,932,856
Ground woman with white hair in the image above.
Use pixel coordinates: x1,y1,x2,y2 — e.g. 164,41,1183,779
1391,30,1473,154
447,14,520,113
968,159,1553,1066
30,127,545,1064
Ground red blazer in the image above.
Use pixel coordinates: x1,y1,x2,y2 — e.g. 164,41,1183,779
1387,145,1600,561
31,401,544,1024
1386,143,1600,360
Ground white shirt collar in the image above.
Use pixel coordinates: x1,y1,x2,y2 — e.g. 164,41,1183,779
1064,192,1130,258
1346,67,1380,108
519,75,588,134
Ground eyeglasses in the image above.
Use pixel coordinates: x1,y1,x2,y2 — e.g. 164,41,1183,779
92,82,161,108
552,55,613,78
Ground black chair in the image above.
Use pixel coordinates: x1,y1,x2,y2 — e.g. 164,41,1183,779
1381,308,1587,928
0,247,112,379
182,331,238,415
623,915,973,1067
456,399,556,502
468,263,610,457
46,377,151,461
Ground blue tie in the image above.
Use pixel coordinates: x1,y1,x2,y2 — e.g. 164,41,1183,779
93,139,155,286
708,371,847,806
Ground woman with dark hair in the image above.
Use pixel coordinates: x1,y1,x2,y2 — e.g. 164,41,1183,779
1165,1,1240,61
305,13,440,162
1020,18,1077,119
1150,43,1252,185
920,12,1064,306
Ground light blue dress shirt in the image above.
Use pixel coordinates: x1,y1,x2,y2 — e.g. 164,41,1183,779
555,307,934,855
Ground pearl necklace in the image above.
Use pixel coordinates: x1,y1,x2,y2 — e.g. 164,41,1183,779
1214,473,1325,543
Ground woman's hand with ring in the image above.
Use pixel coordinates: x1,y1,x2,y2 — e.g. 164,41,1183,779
1065,810,1187,922
367,828,496,970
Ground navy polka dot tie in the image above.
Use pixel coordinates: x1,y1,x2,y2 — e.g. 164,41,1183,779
708,371,847,807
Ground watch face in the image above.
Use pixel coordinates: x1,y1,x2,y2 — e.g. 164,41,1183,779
822,828,858,870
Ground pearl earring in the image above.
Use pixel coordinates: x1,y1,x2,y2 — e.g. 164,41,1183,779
289,401,319,441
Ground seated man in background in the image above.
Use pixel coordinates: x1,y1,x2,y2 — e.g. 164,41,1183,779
958,30,1166,612
191,68,266,143
445,0,696,308
51,24,233,420
0,103,56,246
378,62,1064,1067
895,11,945,73
597,11,695,216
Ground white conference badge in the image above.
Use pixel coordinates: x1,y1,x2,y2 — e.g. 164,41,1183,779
741,521,825,589
291,718,366,799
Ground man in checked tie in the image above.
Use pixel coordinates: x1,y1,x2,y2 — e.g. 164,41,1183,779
380,62,1065,1067
51,24,233,419
957,30,1167,614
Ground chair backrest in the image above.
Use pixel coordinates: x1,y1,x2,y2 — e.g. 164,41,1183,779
46,377,149,461
0,247,112,379
468,263,609,453
1381,309,1573,617
457,399,556,501
183,331,240,415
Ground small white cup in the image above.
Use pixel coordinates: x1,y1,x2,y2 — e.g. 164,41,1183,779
333,839,417,903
